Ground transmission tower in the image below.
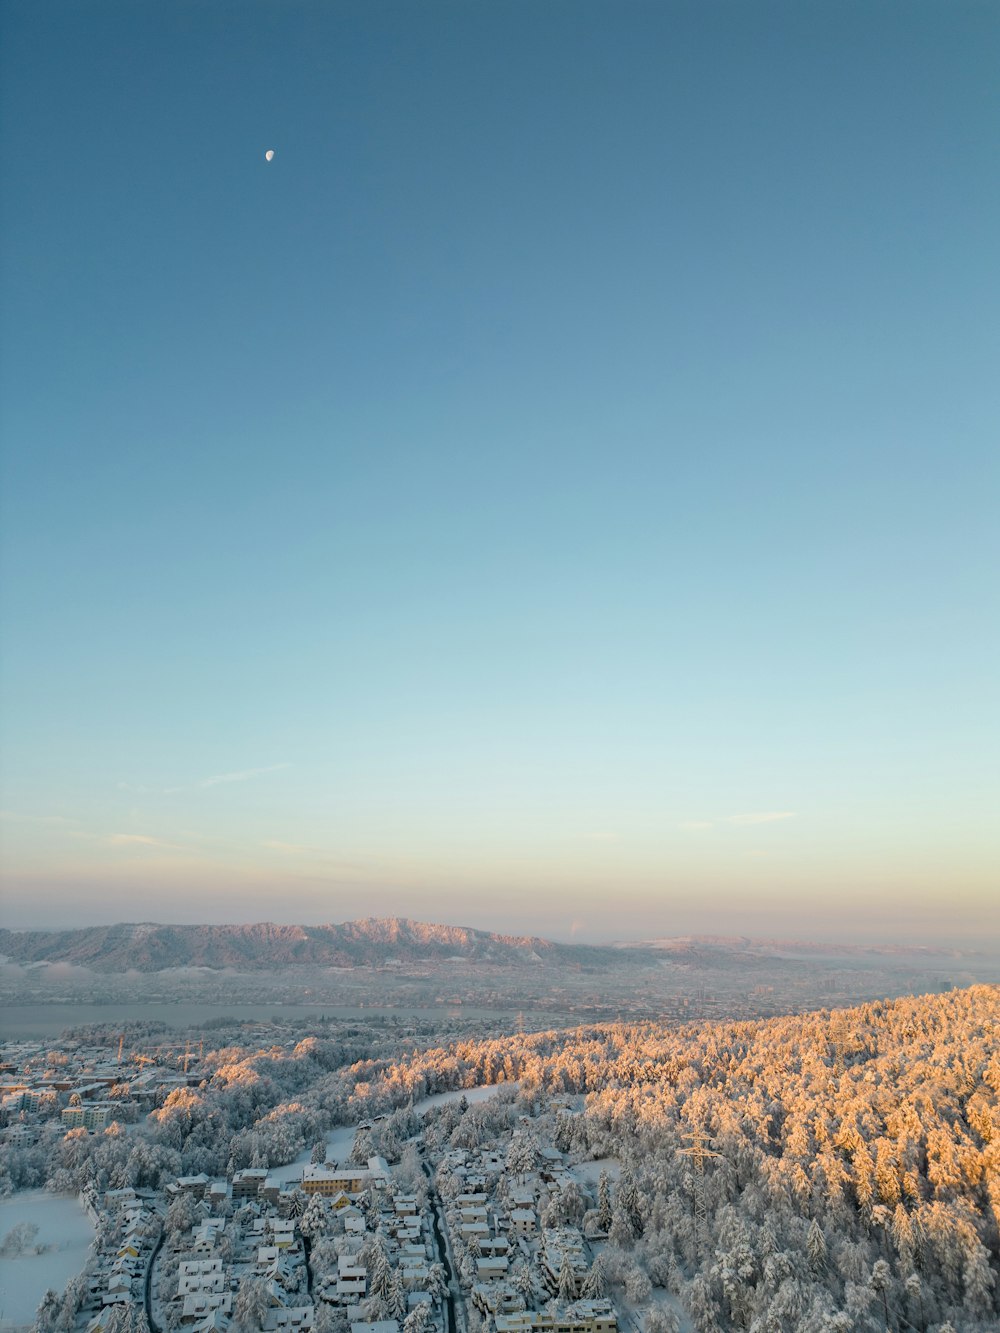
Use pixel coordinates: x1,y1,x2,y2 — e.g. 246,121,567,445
829,1018,849,1075
678,1129,722,1249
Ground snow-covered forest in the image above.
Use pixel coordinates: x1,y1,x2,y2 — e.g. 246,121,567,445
2,985,997,1333
394,985,1000,1330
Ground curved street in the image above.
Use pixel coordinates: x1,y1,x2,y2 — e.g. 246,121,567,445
144,1224,165,1333
423,1162,459,1333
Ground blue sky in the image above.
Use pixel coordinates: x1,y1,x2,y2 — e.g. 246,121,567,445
1,1,997,942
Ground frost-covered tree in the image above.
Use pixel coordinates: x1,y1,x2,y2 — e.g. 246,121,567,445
102,1307,135,1333
234,1275,272,1331
643,1308,680,1333
386,1269,407,1321
315,1307,348,1333
507,1132,538,1180
558,1252,577,1302
300,1195,327,1240
616,1165,643,1237
513,1260,536,1305
351,1129,375,1165
685,1273,720,1333
609,1202,637,1247
1,1221,40,1255
403,1305,431,1333
597,1170,614,1232
581,1256,607,1299
31,1289,61,1333
164,1193,198,1237
368,1235,393,1304
869,1259,892,1330
807,1219,827,1274
625,1264,652,1305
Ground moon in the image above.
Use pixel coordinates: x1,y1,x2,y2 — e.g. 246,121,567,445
265,149,275,162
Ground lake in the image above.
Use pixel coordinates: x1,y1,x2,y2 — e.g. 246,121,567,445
0,1001,572,1041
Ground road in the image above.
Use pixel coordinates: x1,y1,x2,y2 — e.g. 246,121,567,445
144,1224,165,1333
423,1162,459,1333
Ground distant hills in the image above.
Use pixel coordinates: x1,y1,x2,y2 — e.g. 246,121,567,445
1,917,975,977
0,917,652,974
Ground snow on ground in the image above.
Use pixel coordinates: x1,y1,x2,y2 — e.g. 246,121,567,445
647,1290,694,1333
0,1191,94,1329
570,1156,620,1184
264,1123,355,1185
264,1082,516,1185
416,1081,515,1113
588,1242,692,1333
0,1082,516,1319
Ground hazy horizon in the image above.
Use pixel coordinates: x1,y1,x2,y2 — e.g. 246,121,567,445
2,905,998,955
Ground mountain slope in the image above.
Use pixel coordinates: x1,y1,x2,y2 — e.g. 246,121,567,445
0,917,652,973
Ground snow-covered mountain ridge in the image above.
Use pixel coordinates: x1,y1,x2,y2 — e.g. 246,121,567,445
0,917,649,974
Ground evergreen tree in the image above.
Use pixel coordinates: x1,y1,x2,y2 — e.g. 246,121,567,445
514,1260,536,1305
558,1251,577,1303
403,1306,431,1333
387,1269,407,1322
368,1236,393,1304
103,1307,134,1333
807,1218,827,1274
300,1196,327,1240
351,1130,375,1166
597,1171,613,1232
616,1166,643,1237
869,1260,891,1331
581,1257,606,1300
32,1289,61,1333
234,1276,272,1331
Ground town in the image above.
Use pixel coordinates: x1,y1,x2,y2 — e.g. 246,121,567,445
4,983,999,1333
1,1027,667,1333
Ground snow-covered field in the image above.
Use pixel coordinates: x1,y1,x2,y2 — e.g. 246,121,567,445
0,1192,93,1330
571,1156,621,1184
266,1082,515,1185
264,1124,356,1185
416,1081,515,1113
